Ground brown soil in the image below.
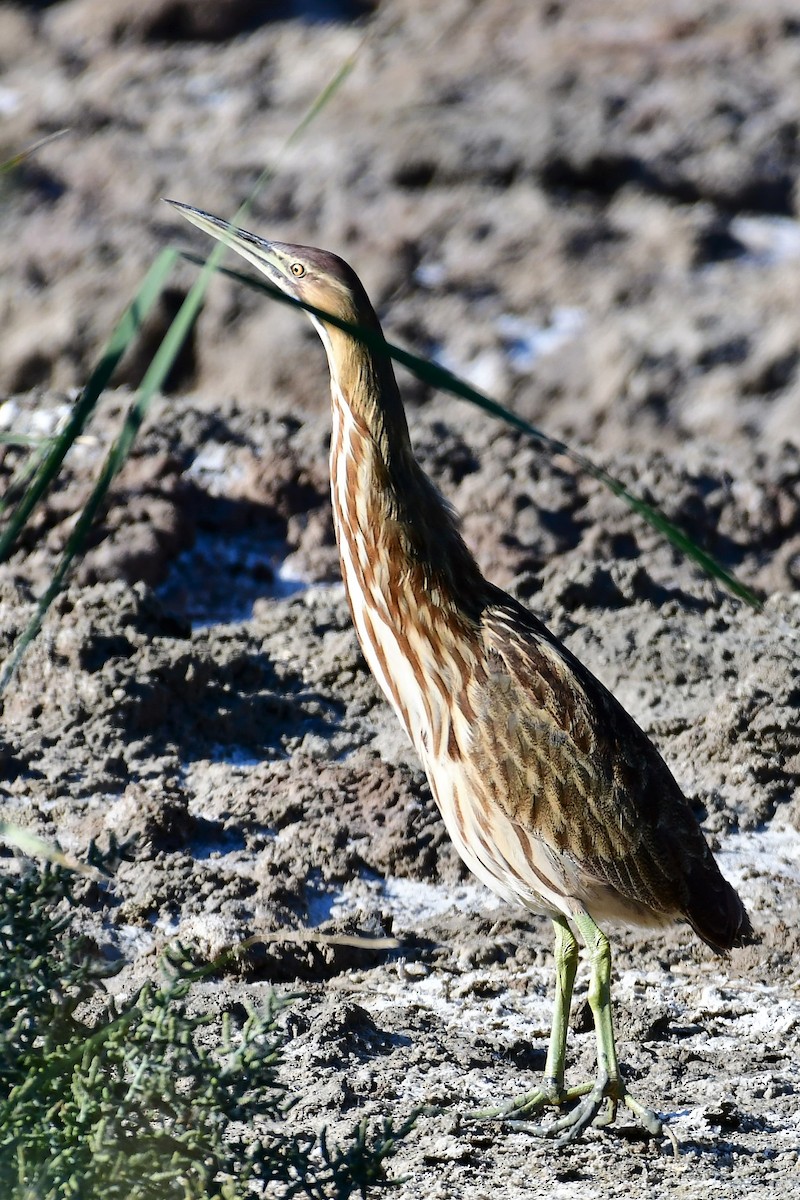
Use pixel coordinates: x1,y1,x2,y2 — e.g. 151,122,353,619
1,1,799,1196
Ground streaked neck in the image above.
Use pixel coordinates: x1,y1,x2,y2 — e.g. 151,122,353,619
322,323,487,613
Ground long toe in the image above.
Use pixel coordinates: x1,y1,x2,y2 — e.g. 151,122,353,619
466,1078,596,1123
466,1086,549,1122
509,1076,608,1144
622,1091,678,1154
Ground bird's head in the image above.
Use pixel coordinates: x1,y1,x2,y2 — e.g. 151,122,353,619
165,199,376,336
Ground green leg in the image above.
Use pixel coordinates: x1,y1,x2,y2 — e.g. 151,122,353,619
468,910,676,1152
573,911,621,1104
467,917,588,1121
541,916,580,1100
525,910,669,1148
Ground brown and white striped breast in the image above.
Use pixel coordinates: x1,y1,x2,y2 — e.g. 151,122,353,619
327,384,571,915
329,386,446,752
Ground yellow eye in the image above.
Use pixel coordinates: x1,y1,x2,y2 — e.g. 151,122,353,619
290,262,305,277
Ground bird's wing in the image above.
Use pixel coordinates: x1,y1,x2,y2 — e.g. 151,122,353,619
475,595,716,920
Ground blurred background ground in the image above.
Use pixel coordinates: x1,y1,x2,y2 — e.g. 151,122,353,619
1,1,799,1196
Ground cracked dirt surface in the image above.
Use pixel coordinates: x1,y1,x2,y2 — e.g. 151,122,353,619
1,1,800,1196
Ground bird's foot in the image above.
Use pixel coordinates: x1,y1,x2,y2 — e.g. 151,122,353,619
467,1071,678,1153
466,1075,591,1123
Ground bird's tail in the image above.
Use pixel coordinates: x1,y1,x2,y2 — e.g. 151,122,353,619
685,854,756,953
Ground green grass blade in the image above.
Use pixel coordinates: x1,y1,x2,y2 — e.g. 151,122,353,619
283,45,359,146
0,248,178,565
0,433,57,447
148,46,360,407
0,128,69,174
0,269,208,693
0,436,55,518
0,822,101,876
163,42,358,288
0,46,362,692
188,256,761,611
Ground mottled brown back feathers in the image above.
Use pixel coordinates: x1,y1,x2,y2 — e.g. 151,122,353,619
316,241,752,956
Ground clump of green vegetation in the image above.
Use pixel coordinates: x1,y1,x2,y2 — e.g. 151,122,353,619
0,862,413,1199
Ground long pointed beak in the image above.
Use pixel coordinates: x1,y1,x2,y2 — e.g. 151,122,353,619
164,198,289,290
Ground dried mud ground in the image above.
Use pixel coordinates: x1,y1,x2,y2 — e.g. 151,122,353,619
2,0,800,1196
2,390,799,1199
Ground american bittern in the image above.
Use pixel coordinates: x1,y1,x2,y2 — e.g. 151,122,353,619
168,200,753,1148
